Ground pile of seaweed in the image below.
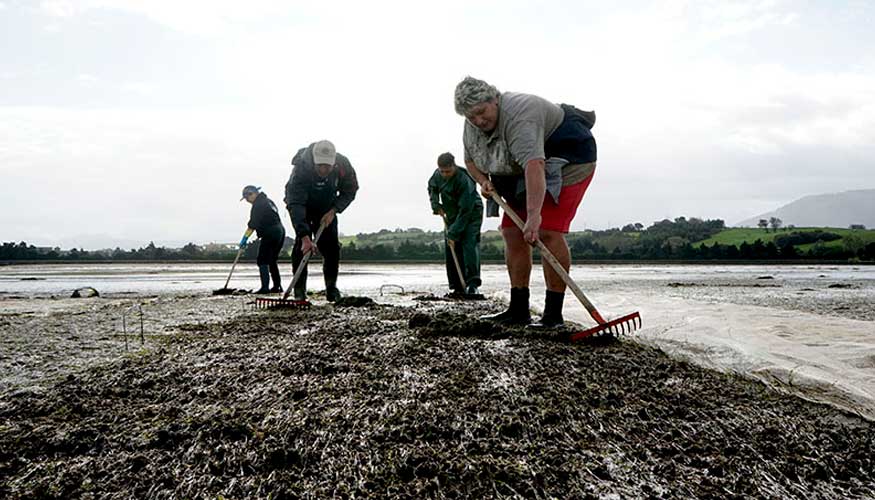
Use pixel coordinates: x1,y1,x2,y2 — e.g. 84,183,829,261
1,301,873,498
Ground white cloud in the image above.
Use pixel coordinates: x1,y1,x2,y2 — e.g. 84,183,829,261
4,0,875,246
40,0,77,17
76,73,100,87
121,81,158,96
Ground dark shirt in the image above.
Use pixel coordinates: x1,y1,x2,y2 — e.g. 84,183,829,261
247,192,283,237
284,143,359,237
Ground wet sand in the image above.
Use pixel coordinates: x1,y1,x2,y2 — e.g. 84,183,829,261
1,298,873,498
0,293,250,395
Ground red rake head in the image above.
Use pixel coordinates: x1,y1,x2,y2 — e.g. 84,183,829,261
568,311,642,343
254,297,312,310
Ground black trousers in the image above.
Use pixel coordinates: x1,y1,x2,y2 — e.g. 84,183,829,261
291,217,340,290
444,222,482,292
257,225,285,287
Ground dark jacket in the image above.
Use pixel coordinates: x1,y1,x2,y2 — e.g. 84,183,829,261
427,166,483,241
284,143,359,237
247,192,284,238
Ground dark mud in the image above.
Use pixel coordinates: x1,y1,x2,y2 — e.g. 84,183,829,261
667,282,782,288
1,301,874,498
333,296,376,307
211,288,250,296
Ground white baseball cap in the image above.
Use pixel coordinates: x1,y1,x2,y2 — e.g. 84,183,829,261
312,140,336,165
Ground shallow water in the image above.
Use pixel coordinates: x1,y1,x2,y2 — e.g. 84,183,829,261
2,261,873,297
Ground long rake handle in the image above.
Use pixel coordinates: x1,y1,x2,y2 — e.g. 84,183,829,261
281,222,327,301
223,246,245,289
489,192,607,325
442,215,467,290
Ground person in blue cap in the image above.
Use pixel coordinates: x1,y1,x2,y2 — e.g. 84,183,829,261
240,185,286,294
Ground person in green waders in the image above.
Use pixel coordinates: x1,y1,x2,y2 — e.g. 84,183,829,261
240,185,286,294
428,152,483,296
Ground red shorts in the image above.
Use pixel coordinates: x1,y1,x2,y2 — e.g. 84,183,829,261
500,173,594,233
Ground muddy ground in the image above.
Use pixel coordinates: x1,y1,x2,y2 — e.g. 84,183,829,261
0,293,250,395
1,299,874,499
663,277,875,322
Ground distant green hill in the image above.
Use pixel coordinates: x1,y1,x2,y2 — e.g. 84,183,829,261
339,228,497,248
340,228,607,252
695,227,875,249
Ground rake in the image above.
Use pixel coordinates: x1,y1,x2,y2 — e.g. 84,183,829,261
489,192,641,341
212,246,244,296
442,215,486,300
254,222,326,309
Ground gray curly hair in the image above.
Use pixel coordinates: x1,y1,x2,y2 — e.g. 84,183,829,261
454,76,500,116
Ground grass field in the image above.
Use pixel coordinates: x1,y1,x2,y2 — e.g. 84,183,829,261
695,227,875,249
338,226,874,255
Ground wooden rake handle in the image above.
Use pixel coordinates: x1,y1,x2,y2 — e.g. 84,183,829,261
441,215,467,290
223,246,245,290
281,222,327,301
488,191,606,325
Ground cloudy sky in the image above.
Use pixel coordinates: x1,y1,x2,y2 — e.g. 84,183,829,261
1,0,874,249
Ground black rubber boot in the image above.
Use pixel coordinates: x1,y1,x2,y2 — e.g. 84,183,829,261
325,281,342,303
269,263,282,293
529,290,565,329
255,265,271,294
480,287,531,325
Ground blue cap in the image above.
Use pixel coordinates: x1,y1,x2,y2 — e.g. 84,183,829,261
240,185,261,200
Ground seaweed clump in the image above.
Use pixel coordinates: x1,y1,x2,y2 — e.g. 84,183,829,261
1,302,873,498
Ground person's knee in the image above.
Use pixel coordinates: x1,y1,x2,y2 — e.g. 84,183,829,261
539,230,566,246
502,227,526,249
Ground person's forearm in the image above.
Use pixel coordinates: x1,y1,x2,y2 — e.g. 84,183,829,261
525,159,546,218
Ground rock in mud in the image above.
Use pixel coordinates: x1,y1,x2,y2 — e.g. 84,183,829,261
828,283,856,289
70,287,99,298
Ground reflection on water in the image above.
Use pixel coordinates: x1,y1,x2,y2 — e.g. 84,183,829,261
1,262,874,297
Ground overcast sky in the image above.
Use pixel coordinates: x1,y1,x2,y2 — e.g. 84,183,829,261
1,0,874,249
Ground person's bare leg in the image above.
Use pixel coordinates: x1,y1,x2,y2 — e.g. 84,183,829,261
539,229,570,292
529,229,570,328
502,225,532,287
480,224,533,324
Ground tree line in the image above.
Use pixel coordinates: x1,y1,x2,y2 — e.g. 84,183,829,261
3,217,874,262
